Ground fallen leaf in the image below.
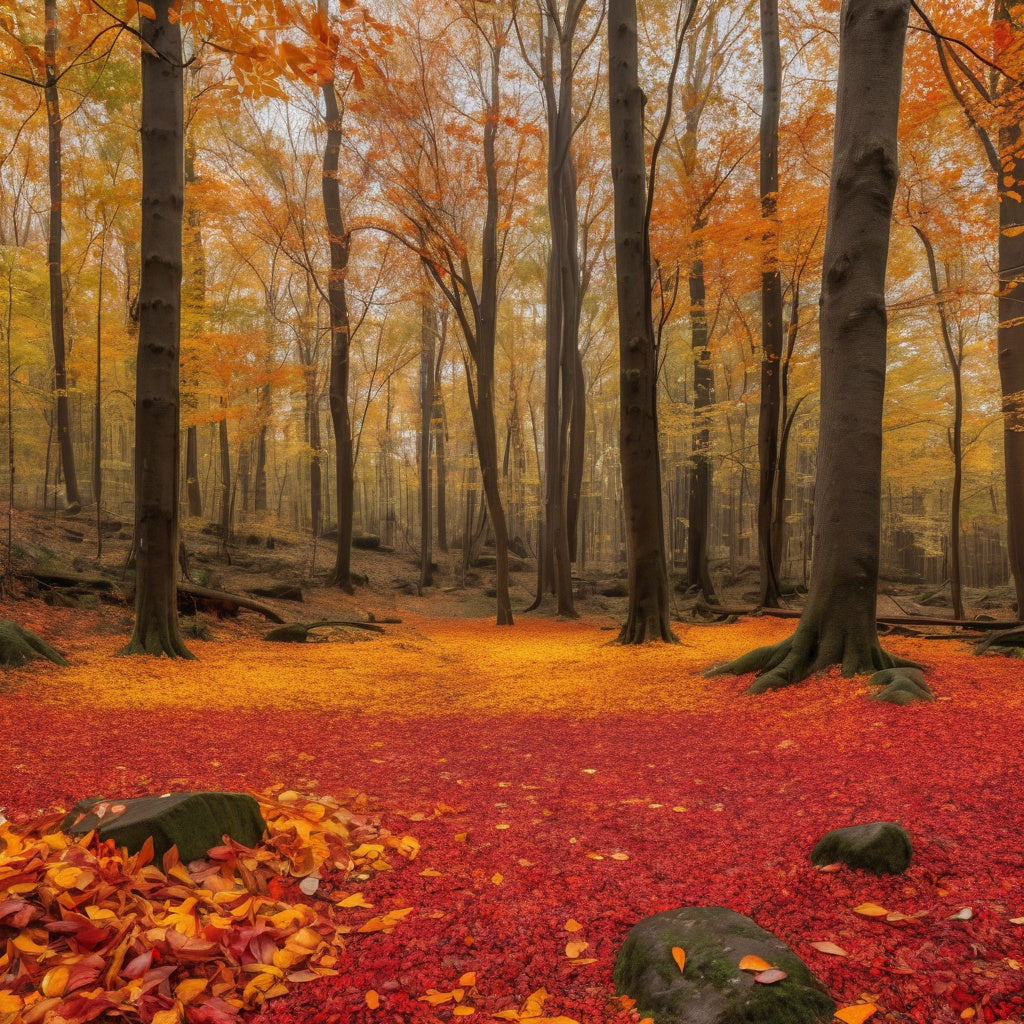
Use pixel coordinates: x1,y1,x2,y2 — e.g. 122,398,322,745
834,1005,878,1024
738,955,774,972
366,990,380,1009
754,969,788,984
671,946,686,973
810,941,849,956
851,903,889,918
492,873,503,885
452,1007,475,1016
948,907,973,920
564,918,583,932
459,972,476,987
565,940,589,959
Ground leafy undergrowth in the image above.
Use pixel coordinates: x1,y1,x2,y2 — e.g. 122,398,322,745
3,608,1024,1023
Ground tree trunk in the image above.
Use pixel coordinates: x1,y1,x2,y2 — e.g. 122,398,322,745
218,398,231,555
686,238,717,602
714,0,911,691
914,224,964,620
44,0,81,513
756,0,783,607
419,280,434,589
185,424,201,517
254,382,270,515
121,0,192,658
608,0,676,643
320,68,354,592
433,391,448,552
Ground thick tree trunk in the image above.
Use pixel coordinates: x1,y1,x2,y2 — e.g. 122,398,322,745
686,240,717,602
320,75,354,592
44,0,80,513
121,0,192,658
608,0,676,644
756,0,783,607
714,0,911,691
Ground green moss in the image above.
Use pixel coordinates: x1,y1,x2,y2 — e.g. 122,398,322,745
723,976,835,1024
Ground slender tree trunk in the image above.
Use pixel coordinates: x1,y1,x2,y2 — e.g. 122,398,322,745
218,398,231,555
184,425,201,517
44,0,80,513
419,283,434,589
306,373,322,537
121,0,192,658
914,224,964,620
608,0,676,643
320,67,355,592
771,279,801,568
715,0,911,691
686,238,717,601
254,382,270,515
434,391,448,552
756,0,783,607
94,230,105,558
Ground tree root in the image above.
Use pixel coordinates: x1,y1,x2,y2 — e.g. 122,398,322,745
0,620,69,668
707,631,919,694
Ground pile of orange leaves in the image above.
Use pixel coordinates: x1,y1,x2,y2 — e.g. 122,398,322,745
0,789,419,1023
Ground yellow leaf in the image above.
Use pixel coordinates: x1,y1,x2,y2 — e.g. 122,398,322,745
150,1009,182,1024
452,1007,475,1017
565,940,589,959
851,903,889,918
834,1005,878,1024
961,1010,976,1020
420,868,444,877
455,832,469,843
366,990,380,1009
492,873,503,885
564,919,583,932
338,893,372,908
610,852,629,861
459,972,477,987
810,941,849,956
671,947,686,972
40,967,69,998
0,993,23,1013
738,955,773,972
419,989,455,1006
12,934,48,954
175,978,209,1004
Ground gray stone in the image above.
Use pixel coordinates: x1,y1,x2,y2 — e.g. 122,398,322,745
613,906,835,1024
811,820,911,875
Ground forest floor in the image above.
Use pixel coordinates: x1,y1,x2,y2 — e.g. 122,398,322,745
2,509,1024,1024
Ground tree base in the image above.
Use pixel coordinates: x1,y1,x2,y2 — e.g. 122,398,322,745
709,626,917,694
119,623,195,659
0,620,69,668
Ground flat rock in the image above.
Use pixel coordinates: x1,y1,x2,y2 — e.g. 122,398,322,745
811,820,912,875
61,791,266,864
614,905,834,1024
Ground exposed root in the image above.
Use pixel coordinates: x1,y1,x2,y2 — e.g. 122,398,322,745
867,667,935,705
707,629,920,695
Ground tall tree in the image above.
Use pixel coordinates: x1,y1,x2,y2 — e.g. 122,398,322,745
756,0,783,606
44,0,82,512
713,0,914,690
607,0,680,643
121,0,192,657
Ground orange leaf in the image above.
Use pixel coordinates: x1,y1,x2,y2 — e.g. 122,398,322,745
851,903,889,918
565,939,589,959
459,972,476,987
452,1008,475,1017
810,941,849,956
738,955,773,972
671,946,686,972
136,1,156,18
365,990,380,1009
564,918,583,932
834,1005,878,1024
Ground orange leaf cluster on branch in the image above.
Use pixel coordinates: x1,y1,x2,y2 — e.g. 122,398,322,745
0,789,418,1023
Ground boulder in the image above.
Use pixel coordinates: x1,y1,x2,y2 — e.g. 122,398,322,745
614,906,834,1024
61,791,266,864
811,821,911,875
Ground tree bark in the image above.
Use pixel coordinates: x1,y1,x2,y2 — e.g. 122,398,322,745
185,425,202,517
320,72,354,592
44,0,81,513
756,0,783,607
121,0,193,658
686,236,717,602
713,0,911,691
608,0,676,643
419,279,434,589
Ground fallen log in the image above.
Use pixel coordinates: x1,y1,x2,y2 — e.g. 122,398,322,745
686,601,1020,631
178,583,285,623
263,620,385,642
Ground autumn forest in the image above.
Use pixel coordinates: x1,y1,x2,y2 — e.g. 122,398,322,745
3,0,1024,1022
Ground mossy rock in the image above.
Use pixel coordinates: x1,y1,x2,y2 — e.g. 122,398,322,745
61,791,266,864
614,906,834,1024
811,821,911,875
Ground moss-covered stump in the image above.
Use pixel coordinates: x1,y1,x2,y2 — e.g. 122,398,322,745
613,906,835,1024
811,821,912,875
867,667,935,705
0,619,68,668
61,791,266,864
